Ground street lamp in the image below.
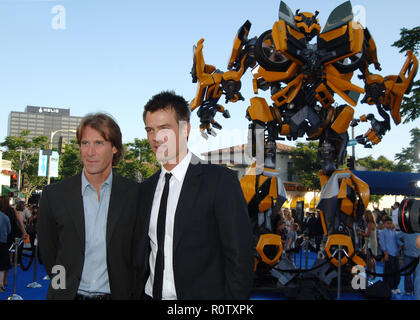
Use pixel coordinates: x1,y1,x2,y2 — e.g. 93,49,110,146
46,129,76,185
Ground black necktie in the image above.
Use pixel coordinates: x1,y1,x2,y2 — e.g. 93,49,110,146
153,172,172,300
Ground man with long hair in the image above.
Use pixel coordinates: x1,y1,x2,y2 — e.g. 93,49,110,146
38,113,142,300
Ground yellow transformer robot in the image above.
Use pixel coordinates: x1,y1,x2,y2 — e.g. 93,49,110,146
190,1,418,280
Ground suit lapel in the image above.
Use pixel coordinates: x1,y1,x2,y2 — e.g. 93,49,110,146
143,171,160,232
106,172,125,246
63,174,85,248
173,157,203,251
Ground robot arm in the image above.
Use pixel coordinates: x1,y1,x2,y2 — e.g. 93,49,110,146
355,50,418,147
190,21,256,138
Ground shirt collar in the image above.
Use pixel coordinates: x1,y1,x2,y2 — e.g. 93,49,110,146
160,151,192,183
81,169,113,195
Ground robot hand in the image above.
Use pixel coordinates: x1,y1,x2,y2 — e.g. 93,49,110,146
352,111,390,148
197,102,231,139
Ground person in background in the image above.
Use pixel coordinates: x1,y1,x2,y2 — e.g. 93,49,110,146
276,220,287,246
397,232,420,296
0,196,26,289
283,208,294,231
375,210,384,229
391,202,400,232
26,206,38,249
357,210,378,279
0,208,11,292
14,200,27,263
302,211,311,233
379,214,389,230
271,206,283,233
285,223,298,264
23,204,32,225
379,216,401,295
16,200,26,239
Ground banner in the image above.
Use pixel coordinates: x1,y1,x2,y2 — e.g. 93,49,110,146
38,150,59,177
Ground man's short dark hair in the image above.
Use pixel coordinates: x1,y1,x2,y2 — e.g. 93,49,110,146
76,112,124,166
384,216,393,223
143,90,190,123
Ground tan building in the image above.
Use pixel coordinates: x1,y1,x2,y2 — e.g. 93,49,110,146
201,142,317,209
8,106,82,148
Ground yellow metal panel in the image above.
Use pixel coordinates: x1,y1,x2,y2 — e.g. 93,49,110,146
272,74,303,106
319,170,329,189
280,124,290,135
324,234,354,267
319,210,328,236
287,25,304,40
252,62,297,83
272,20,288,53
228,36,243,70
322,22,364,66
337,177,348,199
349,171,370,210
331,105,354,134
248,97,274,123
256,234,283,265
240,174,258,204
341,198,353,216
319,24,347,42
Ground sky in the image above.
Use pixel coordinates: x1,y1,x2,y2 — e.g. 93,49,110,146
0,0,419,161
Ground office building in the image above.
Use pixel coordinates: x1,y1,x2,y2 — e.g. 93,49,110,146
8,106,83,148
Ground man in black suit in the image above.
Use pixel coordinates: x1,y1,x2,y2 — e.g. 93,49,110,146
37,113,142,300
139,91,254,300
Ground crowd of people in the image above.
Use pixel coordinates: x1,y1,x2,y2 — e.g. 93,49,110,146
0,89,418,300
355,202,420,297
270,207,324,262
1,190,420,299
267,201,420,298
0,196,38,292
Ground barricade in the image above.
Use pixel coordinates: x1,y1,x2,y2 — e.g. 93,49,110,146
7,237,24,300
27,236,42,289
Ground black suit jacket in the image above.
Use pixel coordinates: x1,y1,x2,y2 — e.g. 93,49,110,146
137,155,254,299
37,171,142,300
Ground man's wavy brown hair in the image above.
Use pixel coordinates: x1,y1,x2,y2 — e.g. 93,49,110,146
76,113,124,166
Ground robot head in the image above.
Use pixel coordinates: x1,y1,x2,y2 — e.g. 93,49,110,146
294,9,321,41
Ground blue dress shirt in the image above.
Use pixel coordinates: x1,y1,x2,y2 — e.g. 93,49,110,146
78,170,112,295
379,228,399,257
398,232,420,258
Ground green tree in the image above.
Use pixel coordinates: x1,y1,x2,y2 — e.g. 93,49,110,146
392,26,420,123
394,127,420,172
356,155,397,171
1,131,49,203
290,141,321,190
392,26,420,56
355,153,412,204
58,139,83,180
58,138,160,182
115,138,159,181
